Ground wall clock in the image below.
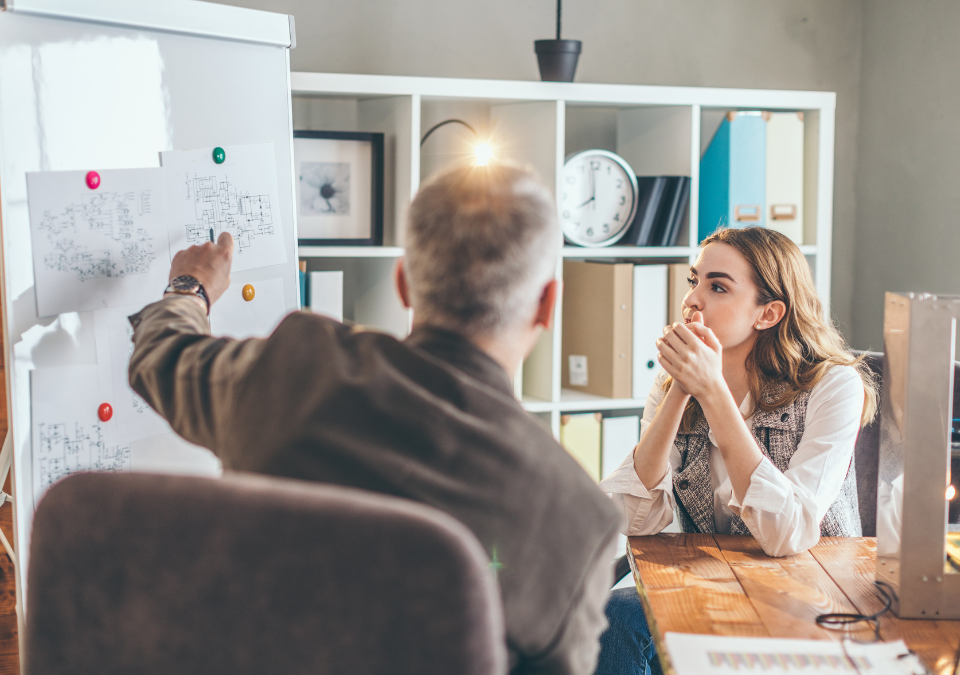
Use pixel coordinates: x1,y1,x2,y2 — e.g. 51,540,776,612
559,149,639,247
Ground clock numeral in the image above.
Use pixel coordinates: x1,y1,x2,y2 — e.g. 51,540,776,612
615,179,623,188
607,166,611,175
575,222,581,229
602,224,610,233
579,165,585,173
562,210,570,219
586,227,594,237
613,213,620,222
619,196,626,205
590,160,601,171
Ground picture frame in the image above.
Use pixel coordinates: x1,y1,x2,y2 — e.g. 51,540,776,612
293,130,384,246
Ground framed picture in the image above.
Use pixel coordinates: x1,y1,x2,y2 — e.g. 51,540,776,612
293,130,384,246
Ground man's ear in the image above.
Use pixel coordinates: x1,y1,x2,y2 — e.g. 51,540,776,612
395,258,412,309
534,279,560,330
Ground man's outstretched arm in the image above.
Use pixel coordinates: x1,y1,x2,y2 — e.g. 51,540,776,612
127,233,268,454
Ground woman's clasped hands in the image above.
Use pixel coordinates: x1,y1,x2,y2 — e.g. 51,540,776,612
655,311,725,399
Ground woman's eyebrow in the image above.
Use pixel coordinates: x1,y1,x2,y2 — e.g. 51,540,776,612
705,271,737,283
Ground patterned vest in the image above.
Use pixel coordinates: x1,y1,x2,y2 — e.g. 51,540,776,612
671,385,862,537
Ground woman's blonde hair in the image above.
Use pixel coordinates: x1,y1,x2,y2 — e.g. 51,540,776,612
666,227,878,431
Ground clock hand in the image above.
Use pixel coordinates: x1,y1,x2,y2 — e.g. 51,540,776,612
575,195,595,208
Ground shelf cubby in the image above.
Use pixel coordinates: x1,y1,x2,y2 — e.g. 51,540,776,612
290,73,836,437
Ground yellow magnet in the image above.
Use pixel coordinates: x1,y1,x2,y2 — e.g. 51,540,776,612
242,284,255,302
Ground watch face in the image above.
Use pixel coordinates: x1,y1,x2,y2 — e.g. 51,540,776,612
171,275,201,293
559,151,638,247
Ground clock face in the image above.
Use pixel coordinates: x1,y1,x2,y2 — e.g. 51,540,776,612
559,151,638,247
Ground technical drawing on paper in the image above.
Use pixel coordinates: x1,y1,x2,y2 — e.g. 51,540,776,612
37,190,158,282
35,421,131,491
182,174,275,255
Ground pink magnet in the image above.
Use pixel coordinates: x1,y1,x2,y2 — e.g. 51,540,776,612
86,171,101,190
98,402,113,422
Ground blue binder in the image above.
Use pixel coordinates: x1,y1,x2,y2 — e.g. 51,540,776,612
698,112,766,243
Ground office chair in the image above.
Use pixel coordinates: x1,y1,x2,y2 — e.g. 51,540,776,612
26,472,506,675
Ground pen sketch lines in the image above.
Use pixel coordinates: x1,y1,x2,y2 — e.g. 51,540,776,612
182,174,275,254
37,190,158,282
36,421,131,489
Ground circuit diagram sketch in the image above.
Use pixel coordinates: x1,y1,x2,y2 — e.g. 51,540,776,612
181,175,275,254
162,143,287,272
35,421,131,491
37,190,158,282
27,168,172,317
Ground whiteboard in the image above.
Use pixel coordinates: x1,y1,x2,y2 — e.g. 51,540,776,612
0,0,299,615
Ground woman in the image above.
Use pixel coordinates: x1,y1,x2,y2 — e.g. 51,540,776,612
595,227,877,675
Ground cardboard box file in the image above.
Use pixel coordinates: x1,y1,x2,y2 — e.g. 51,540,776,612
633,265,668,400
765,112,804,245
560,413,602,482
667,264,690,326
562,261,633,399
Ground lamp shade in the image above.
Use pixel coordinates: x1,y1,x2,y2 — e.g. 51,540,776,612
534,39,582,82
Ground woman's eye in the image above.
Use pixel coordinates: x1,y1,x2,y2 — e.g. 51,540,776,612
711,283,726,293
686,277,697,288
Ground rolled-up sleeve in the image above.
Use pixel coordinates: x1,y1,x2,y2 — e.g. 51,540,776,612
728,366,865,557
599,370,679,535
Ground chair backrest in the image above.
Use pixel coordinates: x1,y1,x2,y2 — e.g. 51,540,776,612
26,472,506,675
852,351,883,536
852,351,960,536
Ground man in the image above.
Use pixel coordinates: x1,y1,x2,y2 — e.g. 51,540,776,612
129,162,621,674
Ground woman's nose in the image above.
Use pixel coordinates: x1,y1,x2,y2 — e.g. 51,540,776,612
684,288,702,311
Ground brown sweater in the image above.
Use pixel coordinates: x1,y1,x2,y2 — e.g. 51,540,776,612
128,295,621,675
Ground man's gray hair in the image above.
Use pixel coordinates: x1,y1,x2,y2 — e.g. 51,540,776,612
405,162,560,338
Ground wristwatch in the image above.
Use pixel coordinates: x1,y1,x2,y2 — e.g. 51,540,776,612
164,275,210,314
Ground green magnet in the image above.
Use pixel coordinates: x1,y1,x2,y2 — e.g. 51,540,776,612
212,147,225,164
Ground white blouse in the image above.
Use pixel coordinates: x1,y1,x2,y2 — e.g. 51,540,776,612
599,365,865,557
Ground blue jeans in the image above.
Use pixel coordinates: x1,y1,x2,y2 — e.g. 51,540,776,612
595,587,662,675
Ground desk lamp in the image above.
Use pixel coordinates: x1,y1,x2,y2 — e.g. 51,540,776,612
877,292,960,618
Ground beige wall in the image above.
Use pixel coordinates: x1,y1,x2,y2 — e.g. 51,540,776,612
214,0,866,340
852,1,960,350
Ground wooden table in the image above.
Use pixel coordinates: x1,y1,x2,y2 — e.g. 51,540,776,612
628,534,960,675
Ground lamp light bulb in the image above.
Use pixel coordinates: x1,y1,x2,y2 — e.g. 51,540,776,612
475,143,493,166
948,484,957,501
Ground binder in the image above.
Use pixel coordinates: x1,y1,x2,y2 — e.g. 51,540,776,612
560,413,602,482
652,176,691,247
620,176,668,246
667,263,690,326
562,261,633,399
765,112,804,245
633,265,668,399
699,112,767,242
602,415,640,480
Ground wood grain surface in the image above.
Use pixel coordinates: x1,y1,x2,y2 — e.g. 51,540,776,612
631,534,960,675
0,326,18,675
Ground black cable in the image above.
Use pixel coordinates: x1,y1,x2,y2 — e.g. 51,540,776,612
419,119,478,147
815,580,894,642
556,0,562,40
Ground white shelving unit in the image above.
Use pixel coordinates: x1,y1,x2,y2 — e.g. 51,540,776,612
291,72,835,436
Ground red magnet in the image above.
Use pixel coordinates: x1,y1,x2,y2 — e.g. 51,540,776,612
98,402,113,422
85,171,101,190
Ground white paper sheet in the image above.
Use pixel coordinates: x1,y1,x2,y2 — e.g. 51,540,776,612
308,270,343,321
31,365,132,505
26,168,171,317
665,633,928,675
210,277,287,340
161,143,287,271
94,304,172,445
